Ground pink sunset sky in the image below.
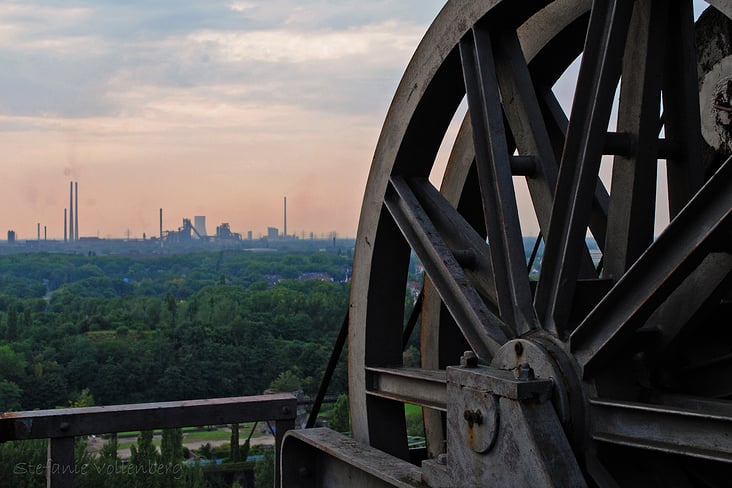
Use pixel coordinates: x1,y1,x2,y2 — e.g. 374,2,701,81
1,1,713,241
1,1,445,240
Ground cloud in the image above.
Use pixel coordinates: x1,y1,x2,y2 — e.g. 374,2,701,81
228,2,256,13
0,0,446,238
188,21,424,64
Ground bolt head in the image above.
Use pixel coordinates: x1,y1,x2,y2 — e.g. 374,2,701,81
515,363,535,380
460,350,478,368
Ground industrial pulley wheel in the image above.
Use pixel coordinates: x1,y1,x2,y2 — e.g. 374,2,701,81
348,0,732,486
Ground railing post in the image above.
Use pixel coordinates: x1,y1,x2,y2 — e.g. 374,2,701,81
47,436,75,488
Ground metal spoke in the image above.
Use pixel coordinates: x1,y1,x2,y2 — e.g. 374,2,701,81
460,23,538,336
590,397,732,462
537,85,610,272
572,156,732,374
491,29,558,234
409,177,497,303
651,253,732,352
535,0,634,337
386,176,513,360
604,0,666,279
663,0,704,218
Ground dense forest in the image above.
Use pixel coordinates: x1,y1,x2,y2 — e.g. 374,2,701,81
0,249,355,412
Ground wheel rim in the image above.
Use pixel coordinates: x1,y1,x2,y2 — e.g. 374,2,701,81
348,0,732,484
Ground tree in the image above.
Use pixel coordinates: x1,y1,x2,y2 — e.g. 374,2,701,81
0,439,47,488
160,428,183,488
129,430,160,488
253,447,275,488
268,369,303,393
69,388,94,408
0,345,27,384
160,428,183,465
0,380,22,411
5,304,17,340
22,308,31,329
99,435,119,461
329,394,350,433
164,292,177,326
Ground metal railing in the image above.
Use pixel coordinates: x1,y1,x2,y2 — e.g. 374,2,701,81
0,393,296,488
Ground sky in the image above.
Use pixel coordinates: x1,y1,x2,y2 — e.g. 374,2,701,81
0,1,717,241
0,0,445,240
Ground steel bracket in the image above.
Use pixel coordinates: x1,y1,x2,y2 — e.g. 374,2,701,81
439,365,586,487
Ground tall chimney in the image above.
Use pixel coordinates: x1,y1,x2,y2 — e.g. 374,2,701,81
283,196,287,239
37,223,40,241
44,226,47,241
160,208,163,240
69,182,74,242
64,208,67,242
75,181,79,241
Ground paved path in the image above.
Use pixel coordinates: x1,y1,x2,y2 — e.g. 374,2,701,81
86,431,275,460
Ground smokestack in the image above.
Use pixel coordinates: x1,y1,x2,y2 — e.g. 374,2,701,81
160,208,163,240
64,208,67,242
37,223,40,241
44,226,47,241
69,182,74,242
283,196,287,239
75,181,79,240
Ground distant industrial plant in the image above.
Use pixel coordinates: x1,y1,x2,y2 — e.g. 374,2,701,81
4,185,342,251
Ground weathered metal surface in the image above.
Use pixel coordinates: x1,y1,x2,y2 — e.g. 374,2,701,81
48,437,75,488
533,0,634,338
365,367,448,411
349,0,591,451
590,397,732,462
0,394,296,440
446,365,585,487
346,0,732,485
281,429,426,487
571,156,732,374
603,0,665,279
386,175,511,359
460,22,538,336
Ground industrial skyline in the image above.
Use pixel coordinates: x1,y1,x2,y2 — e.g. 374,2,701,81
7,181,335,242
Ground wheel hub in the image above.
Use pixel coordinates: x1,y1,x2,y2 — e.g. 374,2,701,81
491,333,584,439
700,55,732,154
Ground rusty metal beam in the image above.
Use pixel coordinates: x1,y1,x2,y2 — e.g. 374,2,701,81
590,397,732,462
366,367,447,411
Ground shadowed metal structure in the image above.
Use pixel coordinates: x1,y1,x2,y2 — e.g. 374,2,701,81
284,0,732,485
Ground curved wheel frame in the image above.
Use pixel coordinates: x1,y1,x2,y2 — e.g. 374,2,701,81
348,0,732,485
